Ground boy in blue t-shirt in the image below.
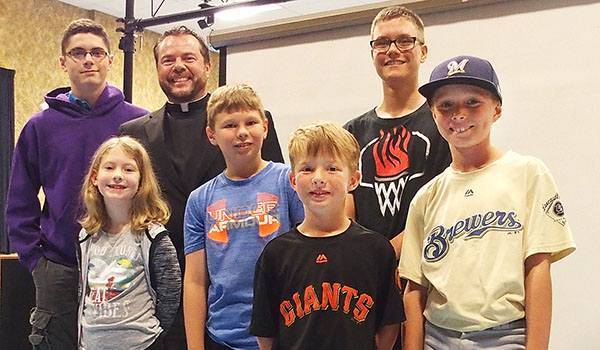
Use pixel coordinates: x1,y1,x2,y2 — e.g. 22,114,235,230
183,83,304,350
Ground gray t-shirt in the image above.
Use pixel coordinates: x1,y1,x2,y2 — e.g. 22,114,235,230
80,230,161,350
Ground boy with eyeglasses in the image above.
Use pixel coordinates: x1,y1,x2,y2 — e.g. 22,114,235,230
343,7,451,348
6,18,147,349
344,5,450,257
343,7,451,349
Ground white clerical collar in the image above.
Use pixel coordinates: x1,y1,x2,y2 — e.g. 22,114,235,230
168,93,208,113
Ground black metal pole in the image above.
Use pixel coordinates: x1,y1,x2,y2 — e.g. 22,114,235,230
118,0,136,103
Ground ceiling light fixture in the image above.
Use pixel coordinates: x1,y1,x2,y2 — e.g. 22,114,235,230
215,3,281,21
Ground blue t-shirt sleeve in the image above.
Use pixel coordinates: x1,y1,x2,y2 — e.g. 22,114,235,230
282,167,305,226
184,188,207,255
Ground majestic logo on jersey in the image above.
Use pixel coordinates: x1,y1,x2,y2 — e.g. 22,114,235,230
359,126,430,216
447,59,469,76
206,192,280,242
464,189,474,197
315,254,328,264
424,210,523,262
279,282,374,326
542,193,567,226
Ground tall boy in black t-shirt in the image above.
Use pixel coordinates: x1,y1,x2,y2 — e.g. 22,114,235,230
249,121,404,350
344,6,451,257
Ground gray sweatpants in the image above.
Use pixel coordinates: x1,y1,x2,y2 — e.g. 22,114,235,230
425,319,526,350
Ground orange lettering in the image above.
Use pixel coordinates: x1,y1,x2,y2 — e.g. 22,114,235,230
321,282,340,310
353,293,374,322
341,286,358,314
280,300,295,326
303,285,321,315
292,292,305,318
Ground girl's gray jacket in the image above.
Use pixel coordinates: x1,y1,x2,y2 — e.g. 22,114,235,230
76,223,181,338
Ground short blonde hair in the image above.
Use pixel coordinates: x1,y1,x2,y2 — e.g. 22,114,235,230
207,83,266,129
80,136,170,234
289,121,360,174
371,6,425,42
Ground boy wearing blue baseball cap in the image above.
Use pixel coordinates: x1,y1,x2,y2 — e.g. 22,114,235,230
398,56,576,350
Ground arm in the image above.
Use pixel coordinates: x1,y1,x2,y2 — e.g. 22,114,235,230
256,337,275,350
345,193,356,220
390,231,404,260
376,324,399,350
403,281,427,350
5,125,43,272
151,233,182,332
184,249,209,350
524,253,552,350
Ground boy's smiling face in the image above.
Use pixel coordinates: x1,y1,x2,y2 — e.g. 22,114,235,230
370,17,427,84
206,109,268,164
430,84,502,152
290,152,360,216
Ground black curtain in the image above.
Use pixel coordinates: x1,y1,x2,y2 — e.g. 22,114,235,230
1,68,15,253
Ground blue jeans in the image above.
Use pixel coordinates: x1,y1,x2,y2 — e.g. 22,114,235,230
425,319,526,350
29,256,78,350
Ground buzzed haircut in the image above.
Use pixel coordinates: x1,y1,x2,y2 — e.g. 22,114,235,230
207,83,266,129
289,121,360,174
154,26,211,64
371,5,425,42
61,18,111,54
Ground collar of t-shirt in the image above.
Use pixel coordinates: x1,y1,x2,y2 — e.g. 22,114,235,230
68,91,92,111
165,93,208,114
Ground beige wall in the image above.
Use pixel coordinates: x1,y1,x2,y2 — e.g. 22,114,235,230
0,0,219,139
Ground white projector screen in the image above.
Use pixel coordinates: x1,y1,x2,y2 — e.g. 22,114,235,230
226,0,600,348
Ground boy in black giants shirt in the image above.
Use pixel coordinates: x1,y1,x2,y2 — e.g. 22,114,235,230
249,121,404,350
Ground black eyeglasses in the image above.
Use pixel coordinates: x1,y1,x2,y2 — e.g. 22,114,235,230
66,48,108,61
370,37,422,52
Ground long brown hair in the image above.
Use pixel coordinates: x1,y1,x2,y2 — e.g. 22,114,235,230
80,136,170,234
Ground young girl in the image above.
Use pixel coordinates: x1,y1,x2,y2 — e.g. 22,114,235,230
77,136,181,350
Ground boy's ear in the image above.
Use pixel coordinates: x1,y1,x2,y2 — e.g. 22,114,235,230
262,116,269,140
289,171,297,192
419,43,428,63
493,103,502,122
107,54,114,71
59,55,67,72
348,170,361,192
206,126,218,146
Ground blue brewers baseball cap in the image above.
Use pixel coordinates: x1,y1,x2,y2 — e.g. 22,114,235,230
419,55,502,103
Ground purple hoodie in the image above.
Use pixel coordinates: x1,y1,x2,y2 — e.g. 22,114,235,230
6,84,148,272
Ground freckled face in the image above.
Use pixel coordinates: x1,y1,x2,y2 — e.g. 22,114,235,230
290,153,359,215
430,84,502,151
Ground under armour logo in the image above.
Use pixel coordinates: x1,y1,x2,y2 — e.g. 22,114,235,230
206,193,281,242
464,189,474,197
316,254,328,264
447,59,469,76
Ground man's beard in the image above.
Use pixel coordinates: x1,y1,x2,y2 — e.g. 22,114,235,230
160,79,205,104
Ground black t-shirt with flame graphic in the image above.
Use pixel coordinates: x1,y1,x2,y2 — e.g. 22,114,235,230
344,104,451,239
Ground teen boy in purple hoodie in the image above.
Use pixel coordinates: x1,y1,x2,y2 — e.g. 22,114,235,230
6,19,147,349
